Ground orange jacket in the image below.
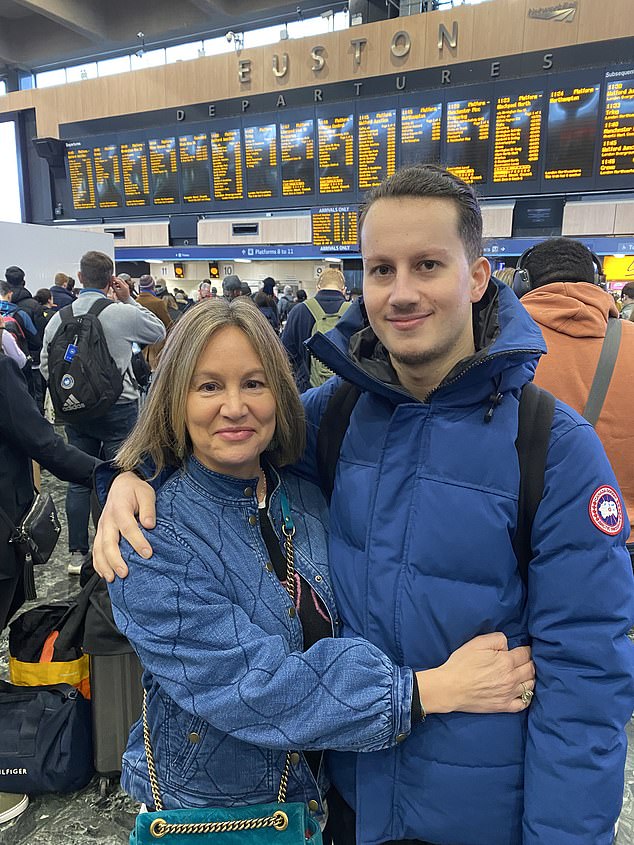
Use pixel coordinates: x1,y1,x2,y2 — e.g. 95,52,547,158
522,282,634,541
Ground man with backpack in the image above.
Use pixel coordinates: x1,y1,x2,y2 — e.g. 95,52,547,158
94,166,634,845
40,250,165,574
281,267,350,391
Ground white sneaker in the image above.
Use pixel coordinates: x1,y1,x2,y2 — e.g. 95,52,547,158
0,793,28,824
68,551,86,575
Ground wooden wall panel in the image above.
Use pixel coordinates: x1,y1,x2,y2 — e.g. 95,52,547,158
424,3,474,68
1,0,634,137
262,217,298,242
198,219,231,244
577,0,632,45
614,202,634,235
562,201,617,235
378,18,427,76
522,0,580,53
337,23,382,81
471,0,526,60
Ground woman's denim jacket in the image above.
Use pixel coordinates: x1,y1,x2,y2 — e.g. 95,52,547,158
108,458,413,823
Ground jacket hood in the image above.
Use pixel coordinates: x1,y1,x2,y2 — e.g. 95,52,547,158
306,276,546,406
521,282,619,339
9,286,34,306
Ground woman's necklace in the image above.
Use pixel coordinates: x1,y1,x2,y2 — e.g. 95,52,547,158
257,469,267,507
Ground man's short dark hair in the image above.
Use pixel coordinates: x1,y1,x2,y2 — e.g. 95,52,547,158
621,282,634,300
0,280,13,297
79,251,113,290
5,266,25,287
359,165,483,264
34,288,52,305
222,274,242,293
523,238,596,289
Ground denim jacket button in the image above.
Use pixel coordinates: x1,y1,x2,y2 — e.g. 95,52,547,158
396,733,407,743
308,800,319,813
243,486,253,497
248,515,257,526
288,606,296,618
314,575,323,583
188,732,201,744
290,752,300,765
265,561,274,572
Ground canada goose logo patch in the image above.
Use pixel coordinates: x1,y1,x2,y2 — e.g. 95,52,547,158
588,486,623,536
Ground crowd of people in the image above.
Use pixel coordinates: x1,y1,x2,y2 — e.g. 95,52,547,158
0,164,633,843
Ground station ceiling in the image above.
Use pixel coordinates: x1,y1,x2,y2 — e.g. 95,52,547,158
0,0,337,72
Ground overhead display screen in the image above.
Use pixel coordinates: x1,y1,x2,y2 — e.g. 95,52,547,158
211,128,244,201
121,141,150,207
318,113,355,194
599,76,634,177
67,146,97,210
312,206,358,250
280,119,315,197
445,98,491,184
149,137,178,205
179,133,212,203
358,108,397,191
493,92,544,184
400,102,442,167
244,123,278,199
543,85,601,181
63,64,634,218
93,144,123,209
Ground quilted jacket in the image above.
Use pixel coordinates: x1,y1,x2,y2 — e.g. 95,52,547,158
300,277,634,845
108,458,414,821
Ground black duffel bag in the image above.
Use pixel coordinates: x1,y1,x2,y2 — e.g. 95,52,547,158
0,680,93,794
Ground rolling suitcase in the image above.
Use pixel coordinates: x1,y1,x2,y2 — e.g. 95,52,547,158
83,577,143,796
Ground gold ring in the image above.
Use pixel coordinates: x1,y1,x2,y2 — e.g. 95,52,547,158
520,683,534,706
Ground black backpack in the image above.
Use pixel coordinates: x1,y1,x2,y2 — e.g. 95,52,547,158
47,299,124,423
316,381,556,586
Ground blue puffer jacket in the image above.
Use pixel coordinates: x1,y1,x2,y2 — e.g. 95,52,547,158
108,459,413,822
301,278,634,845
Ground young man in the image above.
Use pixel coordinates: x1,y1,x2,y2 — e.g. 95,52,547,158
40,251,166,574
620,281,634,320
94,166,633,845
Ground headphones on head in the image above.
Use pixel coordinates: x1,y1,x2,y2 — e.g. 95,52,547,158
512,244,604,298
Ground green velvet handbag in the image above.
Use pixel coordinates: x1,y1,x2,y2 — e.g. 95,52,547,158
130,505,323,845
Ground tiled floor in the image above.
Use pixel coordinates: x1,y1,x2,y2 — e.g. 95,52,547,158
0,468,633,844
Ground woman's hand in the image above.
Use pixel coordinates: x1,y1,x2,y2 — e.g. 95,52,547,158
93,472,157,581
417,633,535,715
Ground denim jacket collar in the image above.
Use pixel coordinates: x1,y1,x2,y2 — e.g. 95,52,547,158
183,455,281,508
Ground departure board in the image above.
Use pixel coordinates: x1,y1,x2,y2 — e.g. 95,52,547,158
121,142,151,207
93,144,123,208
280,119,314,197
149,137,178,205
318,113,354,194
358,109,397,191
544,85,600,180
312,206,358,249
211,128,244,201
179,133,212,203
446,98,490,184
400,103,442,167
244,124,278,199
67,146,97,211
493,92,544,184
600,77,634,177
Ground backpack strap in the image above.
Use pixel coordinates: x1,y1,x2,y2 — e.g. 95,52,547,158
582,316,622,427
513,382,556,586
87,298,114,318
304,298,327,323
316,381,361,502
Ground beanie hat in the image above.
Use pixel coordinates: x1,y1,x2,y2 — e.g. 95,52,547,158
222,274,242,293
139,274,156,291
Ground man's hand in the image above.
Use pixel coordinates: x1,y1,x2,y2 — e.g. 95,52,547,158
93,471,156,581
417,633,535,715
110,276,132,303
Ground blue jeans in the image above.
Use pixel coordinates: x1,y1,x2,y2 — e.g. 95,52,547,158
65,401,138,553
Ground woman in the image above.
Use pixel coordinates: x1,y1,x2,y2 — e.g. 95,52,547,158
254,289,280,332
103,298,534,836
0,344,98,825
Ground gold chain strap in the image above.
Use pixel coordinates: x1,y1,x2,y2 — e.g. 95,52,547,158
141,514,299,838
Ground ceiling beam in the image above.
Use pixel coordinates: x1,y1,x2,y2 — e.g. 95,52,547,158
11,0,108,43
